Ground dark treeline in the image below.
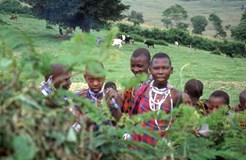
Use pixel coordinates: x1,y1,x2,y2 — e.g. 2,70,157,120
118,23,246,57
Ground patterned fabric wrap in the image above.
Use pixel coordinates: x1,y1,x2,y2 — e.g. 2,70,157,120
131,83,173,146
195,99,208,116
122,77,153,114
122,88,134,114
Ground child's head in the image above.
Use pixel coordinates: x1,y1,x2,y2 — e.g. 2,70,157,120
45,64,71,90
184,79,203,102
84,60,105,93
208,90,230,114
239,90,246,108
104,81,117,91
130,48,151,76
149,53,173,86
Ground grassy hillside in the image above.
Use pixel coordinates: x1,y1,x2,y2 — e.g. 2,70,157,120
1,13,246,106
122,0,246,39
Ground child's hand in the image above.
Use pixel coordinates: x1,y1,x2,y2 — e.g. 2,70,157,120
79,89,87,97
105,88,123,109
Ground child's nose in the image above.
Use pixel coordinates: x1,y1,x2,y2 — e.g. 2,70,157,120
93,80,99,86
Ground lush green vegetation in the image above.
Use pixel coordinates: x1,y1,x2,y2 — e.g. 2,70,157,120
1,13,246,159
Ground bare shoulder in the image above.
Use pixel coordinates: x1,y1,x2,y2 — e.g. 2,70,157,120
170,88,182,106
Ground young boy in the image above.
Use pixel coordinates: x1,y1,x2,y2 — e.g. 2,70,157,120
234,90,246,112
78,61,122,127
40,64,71,97
40,64,82,131
122,48,151,114
184,79,208,115
130,52,190,146
207,90,230,115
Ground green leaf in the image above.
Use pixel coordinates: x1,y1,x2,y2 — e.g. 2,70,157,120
13,135,36,160
66,127,77,143
0,58,13,69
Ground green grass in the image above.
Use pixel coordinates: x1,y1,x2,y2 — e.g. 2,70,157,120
122,0,246,39
1,13,246,106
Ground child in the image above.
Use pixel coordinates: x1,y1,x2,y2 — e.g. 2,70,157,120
122,48,151,114
40,64,81,132
184,79,208,115
130,52,190,146
78,61,122,126
207,90,230,115
40,64,71,96
234,90,246,112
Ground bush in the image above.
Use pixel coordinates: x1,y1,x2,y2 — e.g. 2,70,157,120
117,23,246,58
210,49,221,55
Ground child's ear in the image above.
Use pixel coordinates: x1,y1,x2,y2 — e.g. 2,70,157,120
171,67,173,74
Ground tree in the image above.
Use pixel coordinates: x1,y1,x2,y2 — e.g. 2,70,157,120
209,13,227,38
231,10,246,42
127,10,144,26
161,18,173,28
190,15,208,34
176,22,189,31
241,9,246,21
161,4,188,27
23,0,129,32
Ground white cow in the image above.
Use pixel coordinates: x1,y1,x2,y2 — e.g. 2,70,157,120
175,41,179,47
112,39,123,48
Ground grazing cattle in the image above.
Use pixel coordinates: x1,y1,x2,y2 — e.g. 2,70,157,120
119,34,134,44
119,35,126,41
125,35,134,44
144,41,154,48
112,39,123,48
10,15,18,20
175,41,179,47
65,28,73,36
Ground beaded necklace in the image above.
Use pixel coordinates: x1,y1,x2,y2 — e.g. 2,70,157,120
148,81,173,131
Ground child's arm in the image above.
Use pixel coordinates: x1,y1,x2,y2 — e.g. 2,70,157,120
105,88,123,121
171,89,192,107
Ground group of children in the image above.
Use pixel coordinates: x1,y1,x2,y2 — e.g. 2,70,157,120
40,47,245,146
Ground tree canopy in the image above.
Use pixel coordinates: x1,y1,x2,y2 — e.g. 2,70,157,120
23,0,129,32
190,15,208,35
209,13,227,38
231,10,246,42
127,10,144,26
161,4,188,27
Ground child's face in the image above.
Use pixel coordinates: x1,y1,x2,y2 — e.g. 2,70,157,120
84,72,105,93
208,97,226,114
53,71,71,90
150,58,172,86
130,55,149,76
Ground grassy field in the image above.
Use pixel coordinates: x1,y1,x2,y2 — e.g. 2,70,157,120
122,0,246,39
1,13,246,106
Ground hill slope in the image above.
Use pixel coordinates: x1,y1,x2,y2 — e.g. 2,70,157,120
122,0,246,39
